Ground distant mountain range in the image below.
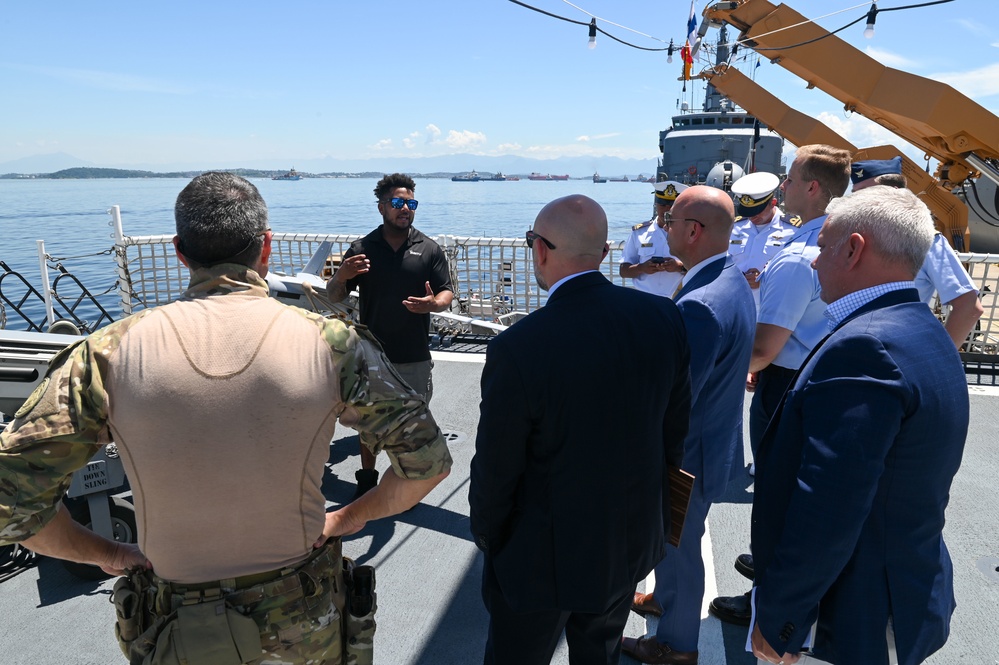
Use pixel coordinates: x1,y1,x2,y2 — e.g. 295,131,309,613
0,152,659,179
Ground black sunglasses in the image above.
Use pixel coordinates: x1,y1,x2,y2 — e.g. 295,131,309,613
665,217,705,229
526,229,556,250
387,197,418,210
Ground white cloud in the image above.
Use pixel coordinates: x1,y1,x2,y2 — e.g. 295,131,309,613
444,130,487,149
425,124,441,144
401,131,421,149
497,142,522,152
809,111,929,162
8,63,192,95
863,46,918,69
930,62,999,99
993,42,999,48
372,139,393,150
576,132,622,142
954,19,993,39
816,112,885,145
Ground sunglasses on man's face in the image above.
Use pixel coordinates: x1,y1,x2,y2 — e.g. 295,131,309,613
388,197,419,211
525,229,556,250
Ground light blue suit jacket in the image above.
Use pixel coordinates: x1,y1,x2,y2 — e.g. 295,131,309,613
674,256,756,501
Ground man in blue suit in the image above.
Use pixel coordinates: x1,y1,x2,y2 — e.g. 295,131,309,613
470,195,692,665
750,186,969,665
623,186,756,664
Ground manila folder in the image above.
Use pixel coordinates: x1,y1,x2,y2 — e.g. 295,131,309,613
667,465,695,548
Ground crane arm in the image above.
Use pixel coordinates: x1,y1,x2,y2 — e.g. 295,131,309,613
698,62,970,248
702,0,999,190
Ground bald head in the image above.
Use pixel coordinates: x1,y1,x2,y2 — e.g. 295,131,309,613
535,195,608,261
531,195,609,289
666,185,736,266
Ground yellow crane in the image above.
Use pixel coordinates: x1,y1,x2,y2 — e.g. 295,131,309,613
694,0,999,251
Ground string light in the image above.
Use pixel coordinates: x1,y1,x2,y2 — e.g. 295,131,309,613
864,1,879,38
508,0,955,56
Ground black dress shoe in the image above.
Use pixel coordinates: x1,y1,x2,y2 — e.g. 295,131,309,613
708,591,752,626
621,636,698,664
734,553,755,580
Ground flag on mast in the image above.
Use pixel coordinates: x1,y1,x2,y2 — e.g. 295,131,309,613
681,42,693,81
682,0,697,79
687,0,700,58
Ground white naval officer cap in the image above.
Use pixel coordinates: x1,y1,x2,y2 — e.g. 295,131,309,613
653,180,688,203
731,172,780,217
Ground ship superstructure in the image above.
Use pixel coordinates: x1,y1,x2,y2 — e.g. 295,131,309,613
657,26,784,190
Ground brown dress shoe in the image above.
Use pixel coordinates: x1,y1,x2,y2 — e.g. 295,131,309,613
621,636,698,664
631,592,663,618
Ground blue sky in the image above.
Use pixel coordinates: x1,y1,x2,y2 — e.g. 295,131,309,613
1,0,996,169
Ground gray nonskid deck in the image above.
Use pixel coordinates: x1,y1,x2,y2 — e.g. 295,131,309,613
1,355,996,663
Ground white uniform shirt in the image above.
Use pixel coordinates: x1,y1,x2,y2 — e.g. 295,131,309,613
729,208,797,273
757,215,829,370
620,220,682,298
914,233,977,305
729,208,798,307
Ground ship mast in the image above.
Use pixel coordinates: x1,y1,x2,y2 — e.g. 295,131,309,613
703,26,730,113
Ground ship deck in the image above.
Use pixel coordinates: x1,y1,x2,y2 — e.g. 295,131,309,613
1,352,997,664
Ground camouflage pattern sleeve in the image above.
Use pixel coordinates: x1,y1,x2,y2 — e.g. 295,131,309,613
0,318,137,544
312,314,452,481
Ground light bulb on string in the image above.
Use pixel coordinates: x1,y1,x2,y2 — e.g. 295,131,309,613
667,39,675,64
588,18,597,50
864,1,878,38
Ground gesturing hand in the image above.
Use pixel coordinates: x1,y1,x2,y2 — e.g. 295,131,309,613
402,281,438,314
336,254,370,281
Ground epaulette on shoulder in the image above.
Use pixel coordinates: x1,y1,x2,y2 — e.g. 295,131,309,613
632,220,653,231
734,215,744,222
787,215,803,228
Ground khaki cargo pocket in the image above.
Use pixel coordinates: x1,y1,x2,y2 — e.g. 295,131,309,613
145,601,262,665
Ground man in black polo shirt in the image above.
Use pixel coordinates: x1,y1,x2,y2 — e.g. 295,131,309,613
327,173,454,498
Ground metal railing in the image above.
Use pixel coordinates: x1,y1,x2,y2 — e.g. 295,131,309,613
956,254,999,356
102,206,999,369
106,205,630,320
0,256,114,335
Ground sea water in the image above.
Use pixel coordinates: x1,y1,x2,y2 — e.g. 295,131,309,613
0,177,657,328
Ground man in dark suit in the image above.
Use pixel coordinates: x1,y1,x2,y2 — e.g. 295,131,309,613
469,195,692,665
750,186,970,665
623,186,756,664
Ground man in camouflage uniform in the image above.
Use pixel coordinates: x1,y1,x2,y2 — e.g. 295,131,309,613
0,172,452,664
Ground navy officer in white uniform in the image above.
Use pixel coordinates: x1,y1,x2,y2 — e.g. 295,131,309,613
852,157,983,348
729,172,799,308
619,181,688,298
